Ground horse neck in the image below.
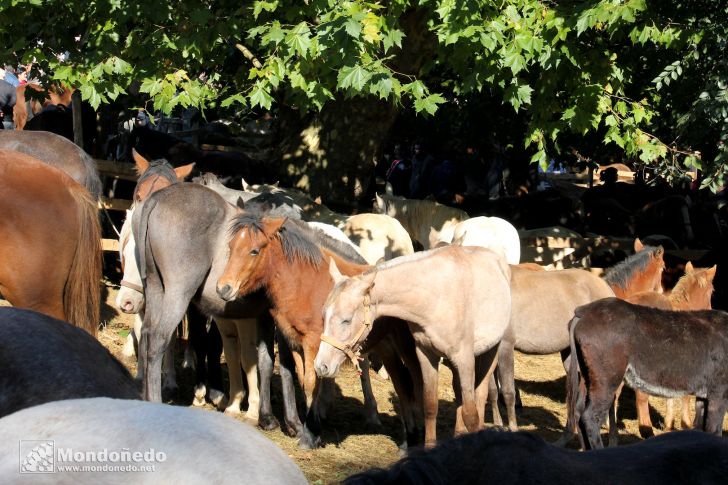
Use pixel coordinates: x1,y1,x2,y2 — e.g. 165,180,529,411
668,274,712,311
368,260,433,325
324,249,369,277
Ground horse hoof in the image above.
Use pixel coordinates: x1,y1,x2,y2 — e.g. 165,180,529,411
258,414,280,431
284,422,303,438
639,426,655,438
209,389,225,407
297,434,321,450
121,334,136,358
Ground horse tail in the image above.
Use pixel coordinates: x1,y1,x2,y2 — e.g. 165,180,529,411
64,184,102,336
134,194,162,282
565,315,582,438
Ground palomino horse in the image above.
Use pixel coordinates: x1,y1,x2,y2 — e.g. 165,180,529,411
373,193,468,249
567,298,728,449
0,308,138,418
489,266,614,431
133,183,284,429
317,246,512,447
216,216,422,449
342,213,414,264
625,263,717,439
345,430,728,484
0,130,102,198
0,150,101,335
0,398,307,484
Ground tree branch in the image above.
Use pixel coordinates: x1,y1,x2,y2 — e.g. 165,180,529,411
235,43,263,70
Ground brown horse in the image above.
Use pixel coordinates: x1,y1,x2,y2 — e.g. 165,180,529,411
132,149,194,203
0,149,101,335
13,83,75,130
626,263,717,438
216,216,422,449
566,298,728,449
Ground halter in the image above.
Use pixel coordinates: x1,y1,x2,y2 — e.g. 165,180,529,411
120,279,144,294
320,294,373,374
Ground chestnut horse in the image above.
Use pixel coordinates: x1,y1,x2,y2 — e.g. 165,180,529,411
216,216,422,449
625,263,716,439
0,150,101,335
566,299,728,449
317,246,512,448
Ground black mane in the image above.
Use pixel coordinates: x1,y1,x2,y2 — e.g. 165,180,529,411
603,245,662,290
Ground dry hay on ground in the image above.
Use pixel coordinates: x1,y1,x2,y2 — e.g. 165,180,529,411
92,285,728,483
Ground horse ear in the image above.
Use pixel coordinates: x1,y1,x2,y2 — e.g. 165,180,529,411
263,218,286,238
132,149,150,175
236,197,245,209
685,261,694,273
241,178,250,191
359,270,376,292
314,196,322,205
328,259,345,284
428,227,441,248
174,163,195,181
634,238,644,252
375,257,386,266
374,194,385,211
708,265,718,280
452,230,467,246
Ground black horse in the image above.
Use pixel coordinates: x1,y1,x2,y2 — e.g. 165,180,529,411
0,307,139,417
346,429,728,484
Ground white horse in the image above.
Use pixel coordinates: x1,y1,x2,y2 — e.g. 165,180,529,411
116,209,251,413
0,398,307,484
431,216,521,265
373,193,468,249
116,209,178,394
342,213,415,264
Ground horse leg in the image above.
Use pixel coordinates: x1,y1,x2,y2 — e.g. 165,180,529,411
416,346,441,448
496,342,518,431
214,318,244,415
206,321,224,406
376,340,419,451
256,315,279,431
133,312,145,382
704,398,727,436
487,374,503,426
235,318,259,425
580,375,623,450
694,397,707,431
452,347,482,435
680,395,692,429
277,335,303,438
298,338,323,449
188,310,209,407
161,331,178,394
359,356,381,426
635,389,655,438
665,397,676,431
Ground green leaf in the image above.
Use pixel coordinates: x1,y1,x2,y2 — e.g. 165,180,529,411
285,22,311,57
336,65,372,91
414,93,445,116
344,18,361,39
249,82,274,109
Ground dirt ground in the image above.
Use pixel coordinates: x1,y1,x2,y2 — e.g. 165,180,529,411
96,283,724,484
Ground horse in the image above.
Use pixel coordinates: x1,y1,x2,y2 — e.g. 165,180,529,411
489,266,614,431
603,239,666,298
13,83,74,130
0,150,101,335
115,207,186,397
132,149,195,203
133,183,292,432
625,263,717,439
431,216,520,264
0,130,102,198
566,298,728,449
373,193,468,249
316,245,512,447
0,398,307,484
216,216,422,449
342,213,415,264
344,429,728,485
0,308,138,418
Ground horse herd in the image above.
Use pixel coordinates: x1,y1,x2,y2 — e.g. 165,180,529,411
1,130,728,483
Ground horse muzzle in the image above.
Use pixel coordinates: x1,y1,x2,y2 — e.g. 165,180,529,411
216,283,238,301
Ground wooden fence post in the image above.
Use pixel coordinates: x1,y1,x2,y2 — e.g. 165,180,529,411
71,90,84,148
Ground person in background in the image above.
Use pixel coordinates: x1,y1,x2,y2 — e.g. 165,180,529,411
409,141,436,199
0,77,16,129
3,65,19,87
429,153,466,206
16,66,28,85
385,143,411,197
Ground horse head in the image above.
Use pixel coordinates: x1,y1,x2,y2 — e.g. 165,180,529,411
216,215,285,301
116,208,145,314
316,261,377,378
671,262,717,311
132,149,194,203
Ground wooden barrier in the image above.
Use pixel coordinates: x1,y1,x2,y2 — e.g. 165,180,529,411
95,159,138,181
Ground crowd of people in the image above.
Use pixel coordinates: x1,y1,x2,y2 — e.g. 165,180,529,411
376,141,507,206
0,64,31,130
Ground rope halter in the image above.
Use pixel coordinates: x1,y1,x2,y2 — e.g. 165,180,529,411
320,294,373,374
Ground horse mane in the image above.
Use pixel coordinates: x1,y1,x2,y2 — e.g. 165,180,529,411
133,159,179,198
228,215,366,268
603,245,662,291
669,268,714,306
370,247,446,274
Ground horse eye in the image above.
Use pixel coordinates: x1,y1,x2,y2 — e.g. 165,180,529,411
250,248,260,256
341,319,351,326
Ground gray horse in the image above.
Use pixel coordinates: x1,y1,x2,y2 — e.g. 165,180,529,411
132,183,302,433
0,307,138,417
